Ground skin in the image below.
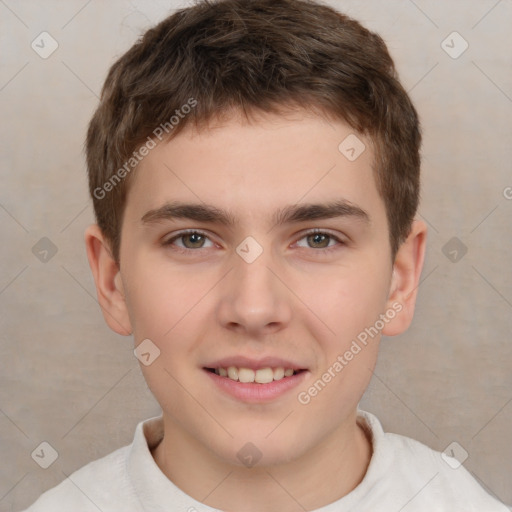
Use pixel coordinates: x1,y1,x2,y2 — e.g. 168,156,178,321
85,109,427,512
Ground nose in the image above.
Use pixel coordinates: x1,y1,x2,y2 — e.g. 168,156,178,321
216,247,292,337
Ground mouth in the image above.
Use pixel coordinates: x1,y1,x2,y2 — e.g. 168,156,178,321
202,363,309,403
204,366,306,383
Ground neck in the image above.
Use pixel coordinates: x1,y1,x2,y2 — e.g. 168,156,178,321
152,412,372,512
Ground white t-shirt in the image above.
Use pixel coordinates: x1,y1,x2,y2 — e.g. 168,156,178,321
23,410,509,512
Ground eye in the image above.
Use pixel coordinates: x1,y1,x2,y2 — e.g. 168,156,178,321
162,229,345,253
295,229,345,251
163,230,215,250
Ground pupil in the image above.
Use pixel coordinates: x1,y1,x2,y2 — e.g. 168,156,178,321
186,233,204,247
309,233,328,248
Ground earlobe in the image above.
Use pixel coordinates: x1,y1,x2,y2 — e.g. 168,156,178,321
84,224,132,336
382,219,427,337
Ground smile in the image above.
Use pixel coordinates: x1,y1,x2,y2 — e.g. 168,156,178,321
206,366,301,383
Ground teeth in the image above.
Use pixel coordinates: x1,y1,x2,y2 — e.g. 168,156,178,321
273,367,285,380
227,366,238,380
213,366,299,383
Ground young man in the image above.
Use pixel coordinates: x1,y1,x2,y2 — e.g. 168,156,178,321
24,0,509,510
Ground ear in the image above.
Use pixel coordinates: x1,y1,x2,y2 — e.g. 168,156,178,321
84,224,132,336
382,219,427,336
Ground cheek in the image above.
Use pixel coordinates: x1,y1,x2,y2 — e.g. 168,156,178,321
294,264,390,415
123,258,211,339
124,266,208,413
123,260,218,406
302,260,391,348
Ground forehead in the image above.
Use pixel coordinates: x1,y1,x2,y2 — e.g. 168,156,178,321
124,111,384,225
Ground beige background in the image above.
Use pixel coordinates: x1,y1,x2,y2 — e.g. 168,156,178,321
1,0,511,510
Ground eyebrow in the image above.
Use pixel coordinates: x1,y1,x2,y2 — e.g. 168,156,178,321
141,199,370,228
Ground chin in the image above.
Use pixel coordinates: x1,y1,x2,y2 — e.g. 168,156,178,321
210,426,313,469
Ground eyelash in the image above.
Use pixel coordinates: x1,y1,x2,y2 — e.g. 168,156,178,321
162,229,345,255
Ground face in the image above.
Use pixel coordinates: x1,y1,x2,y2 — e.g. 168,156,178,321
90,109,423,467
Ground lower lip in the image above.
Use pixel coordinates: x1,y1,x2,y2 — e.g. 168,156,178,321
204,369,309,403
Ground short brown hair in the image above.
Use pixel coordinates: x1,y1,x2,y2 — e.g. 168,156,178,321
86,0,421,263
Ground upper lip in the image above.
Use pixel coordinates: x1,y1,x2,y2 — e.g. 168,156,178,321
204,356,307,371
